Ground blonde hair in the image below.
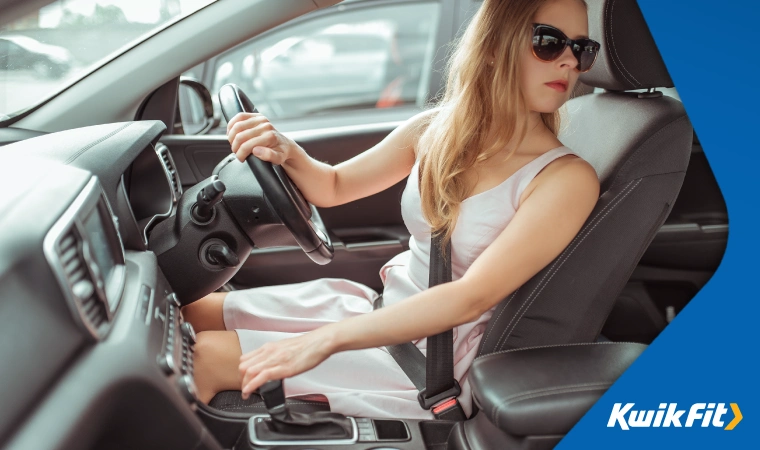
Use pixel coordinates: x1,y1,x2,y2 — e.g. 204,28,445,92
416,0,586,255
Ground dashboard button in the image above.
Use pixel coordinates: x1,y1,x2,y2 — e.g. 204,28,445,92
157,352,176,375
180,322,196,344
166,293,181,308
177,374,198,403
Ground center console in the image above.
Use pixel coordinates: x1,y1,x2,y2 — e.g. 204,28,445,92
198,377,456,450
155,292,199,403
195,342,647,450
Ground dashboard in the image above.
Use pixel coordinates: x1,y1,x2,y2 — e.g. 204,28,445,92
0,121,219,450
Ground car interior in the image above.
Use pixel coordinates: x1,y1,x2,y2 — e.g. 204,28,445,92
0,0,727,449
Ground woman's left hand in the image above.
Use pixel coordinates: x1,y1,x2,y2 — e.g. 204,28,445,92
238,329,335,399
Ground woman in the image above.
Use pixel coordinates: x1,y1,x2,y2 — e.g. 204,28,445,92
183,0,601,420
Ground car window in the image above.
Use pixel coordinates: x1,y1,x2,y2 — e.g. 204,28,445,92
0,0,217,122
195,1,440,130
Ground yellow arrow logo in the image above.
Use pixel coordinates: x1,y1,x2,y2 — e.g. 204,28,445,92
724,403,742,430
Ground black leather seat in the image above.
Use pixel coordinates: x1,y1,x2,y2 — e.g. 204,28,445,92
209,0,692,421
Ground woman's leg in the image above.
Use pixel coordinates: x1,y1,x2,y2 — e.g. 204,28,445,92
181,292,228,332
193,330,242,403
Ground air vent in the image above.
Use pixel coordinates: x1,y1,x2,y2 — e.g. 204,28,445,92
156,143,182,202
58,229,109,336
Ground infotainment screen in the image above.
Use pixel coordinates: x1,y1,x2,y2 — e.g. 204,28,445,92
84,206,117,284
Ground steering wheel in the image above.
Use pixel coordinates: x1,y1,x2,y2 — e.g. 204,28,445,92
218,83,334,265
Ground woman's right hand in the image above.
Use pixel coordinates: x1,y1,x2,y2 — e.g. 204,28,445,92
226,112,299,165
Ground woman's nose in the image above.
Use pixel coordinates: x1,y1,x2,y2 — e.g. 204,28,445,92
556,46,579,70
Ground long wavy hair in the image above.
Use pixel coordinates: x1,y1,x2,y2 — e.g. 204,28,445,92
416,0,586,255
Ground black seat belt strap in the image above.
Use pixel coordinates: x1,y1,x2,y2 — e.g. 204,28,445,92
418,234,464,420
378,233,465,420
376,294,427,390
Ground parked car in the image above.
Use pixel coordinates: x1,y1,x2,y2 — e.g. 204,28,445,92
0,35,73,78
0,0,728,449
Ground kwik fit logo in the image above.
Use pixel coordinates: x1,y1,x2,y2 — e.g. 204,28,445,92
608,403,743,430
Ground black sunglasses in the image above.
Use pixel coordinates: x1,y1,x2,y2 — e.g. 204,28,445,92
532,23,601,73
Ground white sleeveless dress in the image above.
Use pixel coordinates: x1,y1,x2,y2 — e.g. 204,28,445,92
223,145,580,419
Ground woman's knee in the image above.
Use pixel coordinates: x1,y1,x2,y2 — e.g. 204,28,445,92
181,292,227,332
193,330,242,403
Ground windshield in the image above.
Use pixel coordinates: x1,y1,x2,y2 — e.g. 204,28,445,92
0,0,217,121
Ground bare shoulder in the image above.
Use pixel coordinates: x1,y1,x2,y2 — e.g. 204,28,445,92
399,108,441,158
518,153,600,209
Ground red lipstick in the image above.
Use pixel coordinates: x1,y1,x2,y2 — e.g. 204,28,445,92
545,79,568,92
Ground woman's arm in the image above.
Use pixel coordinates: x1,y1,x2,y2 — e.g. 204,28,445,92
237,155,600,398
226,110,433,208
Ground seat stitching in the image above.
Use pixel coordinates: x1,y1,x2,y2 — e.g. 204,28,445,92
504,381,613,404
506,385,613,406
499,178,641,350
481,289,520,348
504,381,613,403
610,115,690,189
492,180,633,350
492,222,589,350
606,0,640,87
475,341,643,361
495,179,638,349
493,383,612,428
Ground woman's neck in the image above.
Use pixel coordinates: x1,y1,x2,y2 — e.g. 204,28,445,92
482,111,549,158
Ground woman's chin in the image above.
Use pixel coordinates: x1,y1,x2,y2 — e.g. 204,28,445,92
531,101,566,114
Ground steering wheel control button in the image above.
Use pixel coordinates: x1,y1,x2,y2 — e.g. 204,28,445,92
177,374,198,403
199,238,239,270
192,179,226,224
206,242,239,268
157,352,176,375
180,322,197,344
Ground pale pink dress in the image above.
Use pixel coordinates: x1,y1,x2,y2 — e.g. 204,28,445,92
223,145,579,419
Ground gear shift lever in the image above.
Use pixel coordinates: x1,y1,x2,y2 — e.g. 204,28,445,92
253,379,356,442
259,380,290,426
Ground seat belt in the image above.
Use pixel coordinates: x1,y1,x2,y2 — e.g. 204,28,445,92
375,233,466,421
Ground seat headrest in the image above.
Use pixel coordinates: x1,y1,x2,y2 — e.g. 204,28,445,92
580,0,673,91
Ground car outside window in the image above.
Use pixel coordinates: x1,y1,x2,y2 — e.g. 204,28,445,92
193,1,440,131
0,0,217,122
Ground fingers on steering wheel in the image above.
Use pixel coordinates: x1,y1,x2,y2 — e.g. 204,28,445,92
236,134,281,164
228,114,269,141
226,111,258,134
231,124,277,158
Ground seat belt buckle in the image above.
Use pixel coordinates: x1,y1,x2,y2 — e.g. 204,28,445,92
431,398,466,421
417,380,462,410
